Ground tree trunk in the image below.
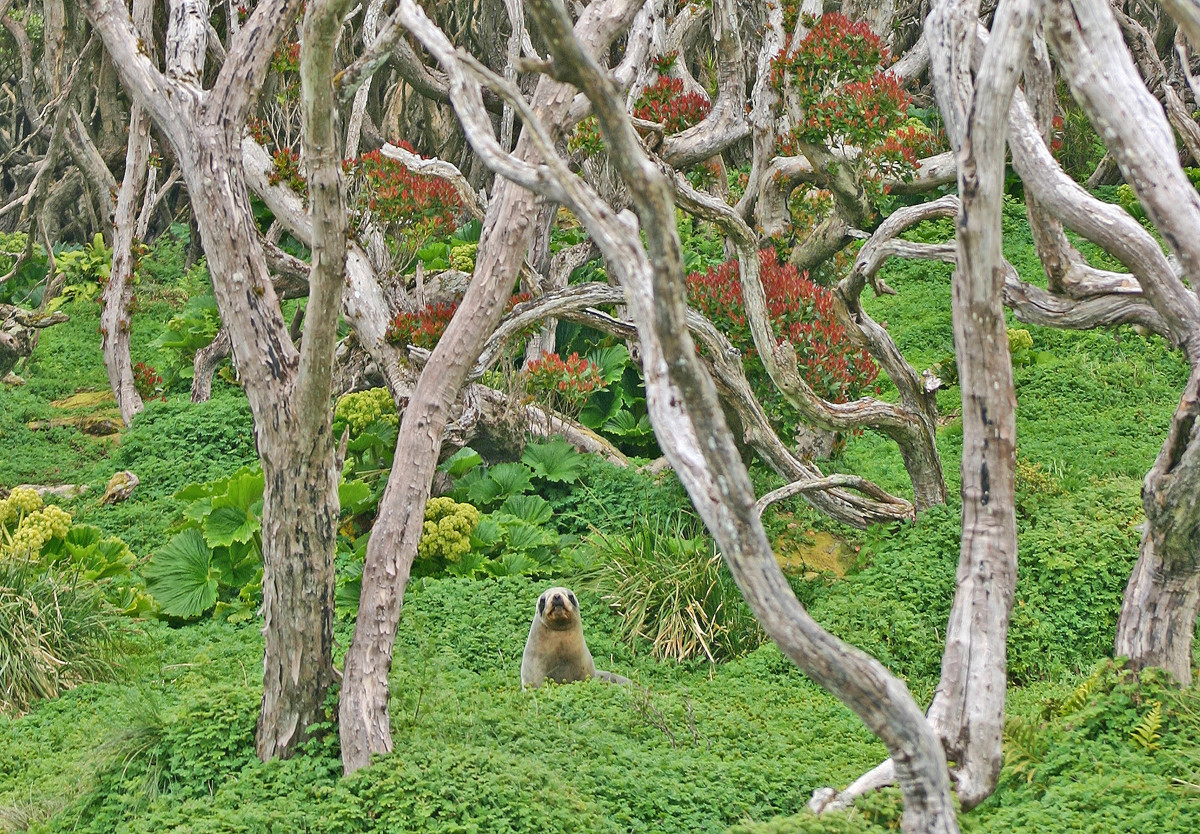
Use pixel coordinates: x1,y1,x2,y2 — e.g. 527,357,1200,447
338,0,651,775
1115,527,1200,683
1045,0,1200,685
513,1,960,829
85,0,344,759
101,0,153,426
925,0,1029,809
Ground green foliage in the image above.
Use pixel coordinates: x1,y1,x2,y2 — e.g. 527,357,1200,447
543,455,691,536
0,231,49,306
149,289,221,389
144,468,265,619
520,438,585,484
1129,701,1162,751
578,516,765,663
0,559,123,716
53,234,112,286
1,487,151,616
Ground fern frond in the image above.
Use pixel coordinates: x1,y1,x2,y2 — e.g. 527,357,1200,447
1058,667,1103,716
1130,701,1163,751
1004,716,1045,783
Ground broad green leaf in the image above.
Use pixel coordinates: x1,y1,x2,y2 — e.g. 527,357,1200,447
605,410,653,437
484,552,539,577
203,505,259,548
522,439,584,484
469,517,504,551
586,345,630,383
183,497,214,524
144,528,219,619
440,446,483,477
445,550,485,577
501,518,557,552
466,475,506,507
578,389,625,429
498,494,553,525
213,468,265,513
63,524,102,551
486,462,533,497
338,480,372,514
212,538,262,590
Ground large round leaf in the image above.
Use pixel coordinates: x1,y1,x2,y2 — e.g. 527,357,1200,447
144,528,219,619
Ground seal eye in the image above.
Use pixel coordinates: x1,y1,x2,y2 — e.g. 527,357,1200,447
538,596,546,614
567,592,577,607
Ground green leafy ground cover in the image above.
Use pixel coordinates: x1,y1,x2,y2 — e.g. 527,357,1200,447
2,205,1199,832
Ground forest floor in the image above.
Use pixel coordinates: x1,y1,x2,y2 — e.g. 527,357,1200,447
1,200,1199,832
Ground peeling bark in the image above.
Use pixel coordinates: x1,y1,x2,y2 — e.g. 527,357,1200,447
1046,0,1200,685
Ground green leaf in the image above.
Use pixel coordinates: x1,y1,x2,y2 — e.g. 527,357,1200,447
213,468,265,513
451,220,482,243
578,389,626,429
445,550,486,577
440,446,483,477
484,552,539,577
203,505,258,548
466,474,506,507
498,494,553,525
212,539,263,590
605,410,653,437
469,517,504,551
144,529,219,619
63,524,102,551
500,518,557,552
175,474,229,502
521,439,584,484
338,480,372,514
183,497,214,524
586,345,630,383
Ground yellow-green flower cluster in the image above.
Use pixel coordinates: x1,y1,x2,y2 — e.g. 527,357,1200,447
417,497,481,564
2,487,71,558
450,242,478,273
334,387,398,435
1,486,41,525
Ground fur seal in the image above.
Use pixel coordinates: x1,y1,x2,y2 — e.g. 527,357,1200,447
520,587,629,689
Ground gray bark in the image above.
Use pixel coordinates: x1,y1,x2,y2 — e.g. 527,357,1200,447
1046,0,1200,685
925,0,1030,809
493,1,961,829
337,0,648,775
102,0,154,426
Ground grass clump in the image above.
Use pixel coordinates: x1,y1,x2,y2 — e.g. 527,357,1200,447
578,517,764,664
0,560,122,716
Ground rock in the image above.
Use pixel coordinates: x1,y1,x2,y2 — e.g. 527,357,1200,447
101,471,140,504
16,483,90,500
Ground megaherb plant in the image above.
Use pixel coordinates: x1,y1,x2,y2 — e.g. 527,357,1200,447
145,467,371,620
0,487,152,616
0,488,140,716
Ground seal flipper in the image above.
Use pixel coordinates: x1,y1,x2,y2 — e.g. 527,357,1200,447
593,669,631,685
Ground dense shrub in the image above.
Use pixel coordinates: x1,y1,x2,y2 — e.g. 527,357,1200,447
112,397,257,498
542,455,692,536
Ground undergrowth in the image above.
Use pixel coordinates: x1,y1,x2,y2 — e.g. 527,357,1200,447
2,195,1198,832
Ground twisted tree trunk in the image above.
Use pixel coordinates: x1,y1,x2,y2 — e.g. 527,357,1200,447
924,0,1029,809
85,0,348,758
1044,0,1200,685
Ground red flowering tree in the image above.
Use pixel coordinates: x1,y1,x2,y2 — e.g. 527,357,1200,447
764,12,941,271
687,248,879,416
